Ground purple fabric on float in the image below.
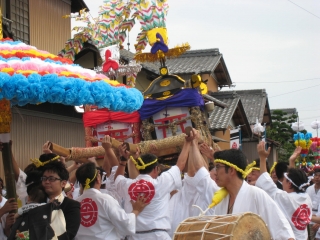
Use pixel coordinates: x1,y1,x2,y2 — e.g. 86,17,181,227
138,88,204,120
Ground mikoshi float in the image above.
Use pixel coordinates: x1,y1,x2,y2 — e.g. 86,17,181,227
0,5,143,202
50,0,216,164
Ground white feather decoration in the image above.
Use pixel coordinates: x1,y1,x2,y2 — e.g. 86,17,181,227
291,121,305,132
253,118,265,134
311,120,320,129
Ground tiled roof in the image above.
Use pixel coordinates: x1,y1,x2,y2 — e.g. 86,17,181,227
220,89,269,125
165,49,232,86
120,49,159,74
165,49,221,74
120,48,232,86
208,91,252,137
208,92,240,130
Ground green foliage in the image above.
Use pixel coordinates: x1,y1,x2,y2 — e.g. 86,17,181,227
267,110,303,162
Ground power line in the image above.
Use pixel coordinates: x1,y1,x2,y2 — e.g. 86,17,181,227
299,116,320,121
269,83,320,98
299,108,320,112
287,0,320,20
235,78,320,84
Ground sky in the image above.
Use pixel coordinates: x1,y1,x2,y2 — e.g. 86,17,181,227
75,0,320,135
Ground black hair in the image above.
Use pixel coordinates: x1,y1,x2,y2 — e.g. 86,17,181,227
39,153,59,163
275,162,288,180
26,171,47,203
24,163,37,174
209,162,215,171
137,153,158,174
0,177,3,189
96,166,106,187
314,169,320,174
213,149,247,179
253,158,270,172
287,167,309,193
42,161,69,181
76,162,98,189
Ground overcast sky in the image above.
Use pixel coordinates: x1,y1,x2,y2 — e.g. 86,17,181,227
75,0,320,135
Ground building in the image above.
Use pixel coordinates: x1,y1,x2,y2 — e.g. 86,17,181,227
209,89,278,164
0,0,88,175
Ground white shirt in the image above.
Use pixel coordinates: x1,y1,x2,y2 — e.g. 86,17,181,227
306,184,320,214
115,165,181,240
169,167,219,237
256,172,311,240
316,206,320,238
75,188,136,240
103,166,122,204
16,169,28,206
215,180,295,240
0,197,7,240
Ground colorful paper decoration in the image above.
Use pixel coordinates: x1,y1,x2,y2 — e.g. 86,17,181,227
293,132,312,158
0,38,143,112
311,137,320,159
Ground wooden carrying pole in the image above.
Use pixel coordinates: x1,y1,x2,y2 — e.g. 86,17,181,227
49,126,205,161
0,8,17,212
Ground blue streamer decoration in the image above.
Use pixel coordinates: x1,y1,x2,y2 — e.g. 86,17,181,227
0,72,143,112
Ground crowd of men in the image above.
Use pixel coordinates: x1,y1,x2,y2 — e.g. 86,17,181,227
0,128,318,240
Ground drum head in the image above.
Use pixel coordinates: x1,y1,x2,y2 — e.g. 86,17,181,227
174,212,271,240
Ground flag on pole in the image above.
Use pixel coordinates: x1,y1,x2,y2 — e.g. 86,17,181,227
230,129,240,149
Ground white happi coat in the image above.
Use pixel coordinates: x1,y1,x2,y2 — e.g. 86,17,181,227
215,180,295,240
0,197,7,240
100,166,123,205
115,165,182,240
169,167,219,237
75,188,136,240
256,172,312,240
306,184,320,215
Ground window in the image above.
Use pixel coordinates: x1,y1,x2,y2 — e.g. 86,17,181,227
10,0,29,44
0,0,7,18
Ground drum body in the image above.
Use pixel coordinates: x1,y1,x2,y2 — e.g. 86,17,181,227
173,212,271,240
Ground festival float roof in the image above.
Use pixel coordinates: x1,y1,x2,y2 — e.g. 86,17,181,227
0,38,143,112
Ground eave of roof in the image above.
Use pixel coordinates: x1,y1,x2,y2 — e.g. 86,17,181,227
71,0,89,13
120,48,233,86
208,91,252,137
219,89,270,125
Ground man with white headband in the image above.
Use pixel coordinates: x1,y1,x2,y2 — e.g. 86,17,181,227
306,168,320,239
256,141,312,240
246,158,270,185
74,162,149,240
210,148,295,239
114,129,194,240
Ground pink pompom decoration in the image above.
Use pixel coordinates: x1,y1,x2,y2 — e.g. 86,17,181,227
22,62,39,71
10,61,23,70
0,63,10,69
311,142,318,152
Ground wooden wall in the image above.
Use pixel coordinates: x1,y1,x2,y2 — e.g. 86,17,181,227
242,140,277,166
29,0,71,54
0,109,85,182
